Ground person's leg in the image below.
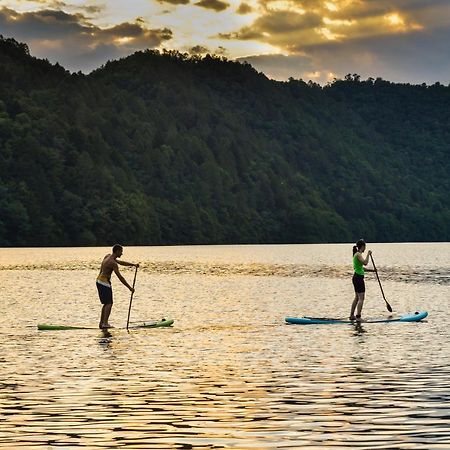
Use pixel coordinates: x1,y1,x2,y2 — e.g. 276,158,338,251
356,292,365,319
350,293,358,320
97,282,113,328
99,305,106,328
100,303,112,328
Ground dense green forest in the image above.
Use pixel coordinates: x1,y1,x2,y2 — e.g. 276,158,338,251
0,36,449,246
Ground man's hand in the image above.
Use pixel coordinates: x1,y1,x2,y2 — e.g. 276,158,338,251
130,287,135,293
135,263,140,268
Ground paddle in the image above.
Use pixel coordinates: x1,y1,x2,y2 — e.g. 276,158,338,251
370,254,393,312
126,265,138,330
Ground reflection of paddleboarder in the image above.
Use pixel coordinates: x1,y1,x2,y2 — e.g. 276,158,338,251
350,239,376,321
96,244,139,329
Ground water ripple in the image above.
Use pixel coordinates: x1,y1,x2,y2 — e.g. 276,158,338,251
1,260,449,285
0,245,449,449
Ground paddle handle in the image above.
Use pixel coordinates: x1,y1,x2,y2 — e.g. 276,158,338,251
126,265,138,330
370,254,393,312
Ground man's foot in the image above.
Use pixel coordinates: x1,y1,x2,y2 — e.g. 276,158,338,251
355,315,362,321
349,315,356,321
99,323,113,329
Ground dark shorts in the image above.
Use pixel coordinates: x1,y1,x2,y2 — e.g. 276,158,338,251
352,273,365,293
96,282,113,305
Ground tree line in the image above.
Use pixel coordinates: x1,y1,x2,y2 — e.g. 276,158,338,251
0,36,449,246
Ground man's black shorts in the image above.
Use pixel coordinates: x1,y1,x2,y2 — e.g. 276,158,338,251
96,282,113,305
352,273,365,293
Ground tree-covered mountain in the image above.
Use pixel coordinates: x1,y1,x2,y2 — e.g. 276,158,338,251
0,36,449,246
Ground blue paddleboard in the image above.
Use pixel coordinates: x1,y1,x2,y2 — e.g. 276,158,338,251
285,311,428,325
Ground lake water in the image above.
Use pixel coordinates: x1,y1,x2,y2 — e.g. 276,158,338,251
0,243,449,449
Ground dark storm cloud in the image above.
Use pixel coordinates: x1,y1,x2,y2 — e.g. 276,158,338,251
220,10,322,46
236,2,253,15
156,0,190,5
195,0,230,12
0,8,90,39
190,44,210,54
255,10,321,33
0,7,173,72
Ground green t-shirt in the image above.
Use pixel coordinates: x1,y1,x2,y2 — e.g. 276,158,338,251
353,253,364,275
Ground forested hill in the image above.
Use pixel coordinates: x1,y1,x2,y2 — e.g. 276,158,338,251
1,36,449,246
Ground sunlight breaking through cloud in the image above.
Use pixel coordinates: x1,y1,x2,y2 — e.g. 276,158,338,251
0,0,449,83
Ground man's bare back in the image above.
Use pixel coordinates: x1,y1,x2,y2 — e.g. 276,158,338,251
98,254,117,281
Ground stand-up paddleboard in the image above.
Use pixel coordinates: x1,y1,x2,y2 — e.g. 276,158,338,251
37,318,174,330
285,311,427,325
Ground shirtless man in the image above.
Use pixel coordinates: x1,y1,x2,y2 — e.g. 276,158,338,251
96,244,139,329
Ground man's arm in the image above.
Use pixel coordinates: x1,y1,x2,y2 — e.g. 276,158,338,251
113,264,134,291
117,260,139,268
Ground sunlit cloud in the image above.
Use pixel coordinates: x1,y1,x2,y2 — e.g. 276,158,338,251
384,12,423,32
318,27,341,41
322,17,353,27
0,0,449,84
265,0,305,14
222,0,433,53
325,2,338,13
386,13,404,27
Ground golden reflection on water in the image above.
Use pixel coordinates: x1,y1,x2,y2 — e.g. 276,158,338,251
1,244,449,284
0,245,449,448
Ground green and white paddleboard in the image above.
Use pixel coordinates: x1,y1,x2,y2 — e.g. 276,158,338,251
37,318,174,330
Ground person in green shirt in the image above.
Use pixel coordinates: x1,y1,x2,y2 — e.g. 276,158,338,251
350,239,376,321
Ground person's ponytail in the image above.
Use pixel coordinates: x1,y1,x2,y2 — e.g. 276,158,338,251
353,239,366,255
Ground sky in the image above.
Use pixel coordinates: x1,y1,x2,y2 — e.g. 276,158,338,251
1,0,449,84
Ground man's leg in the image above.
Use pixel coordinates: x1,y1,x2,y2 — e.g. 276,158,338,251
99,303,112,328
99,305,106,328
103,303,112,327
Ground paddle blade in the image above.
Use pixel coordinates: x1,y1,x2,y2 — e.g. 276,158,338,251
386,301,393,313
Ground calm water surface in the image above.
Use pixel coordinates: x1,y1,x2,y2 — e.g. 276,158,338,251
0,243,449,449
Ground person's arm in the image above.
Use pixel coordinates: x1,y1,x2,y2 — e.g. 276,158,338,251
357,250,377,272
113,264,134,291
117,260,139,268
357,250,372,266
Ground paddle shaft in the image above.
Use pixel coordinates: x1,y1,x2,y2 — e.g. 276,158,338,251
126,265,138,330
370,254,393,312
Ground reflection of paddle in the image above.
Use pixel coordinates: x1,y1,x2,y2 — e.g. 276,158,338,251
370,254,393,312
126,266,138,330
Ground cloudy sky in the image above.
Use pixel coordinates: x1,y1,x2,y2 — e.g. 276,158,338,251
1,0,449,84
